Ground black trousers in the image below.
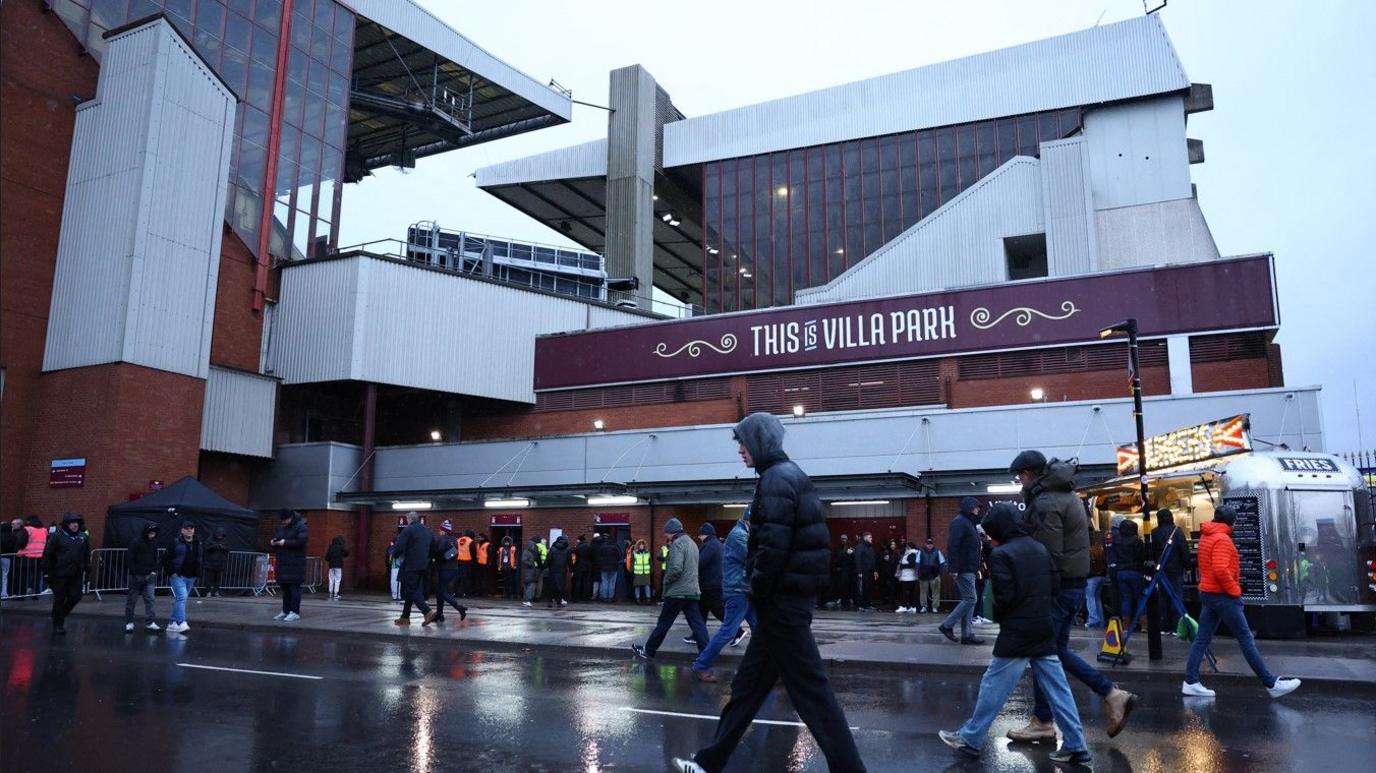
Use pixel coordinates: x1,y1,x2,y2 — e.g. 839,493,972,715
50,574,84,627
692,596,865,773
280,583,302,614
435,566,465,617
399,570,431,617
203,567,224,594
699,588,725,622
573,570,593,600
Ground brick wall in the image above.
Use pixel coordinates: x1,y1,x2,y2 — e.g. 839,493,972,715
0,0,99,517
949,365,1172,409
209,227,263,372
197,451,259,509
1191,358,1273,394
463,400,741,440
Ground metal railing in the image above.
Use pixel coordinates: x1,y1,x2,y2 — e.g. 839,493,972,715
2,550,321,601
1,552,48,600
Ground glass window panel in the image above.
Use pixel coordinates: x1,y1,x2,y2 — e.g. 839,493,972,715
997,117,1018,161
130,0,160,19
269,199,291,260
52,1,88,35
754,159,771,309
977,122,998,177
311,19,329,59
325,102,347,149
957,125,978,191
773,154,788,306
193,27,223,69
89,0,127,30
312,0,331,28
166,0,195,22
227,0,253,17
292,0,312,25
85,24,110,60
789,159,807,290
237,140,266,192
228,185,260,245
287,44,308,84
1038,113,1060,143
290,12,310,49
224,10,251,54
291,207,311,260
251,25,278,66
282,76,305,127
165,11,192,38
299,135,320,183
247,58,274,111
327,70,347,106
308,59,327,96
333,4,352,40
241,105,269,147
936,127,957,204
329,30,350,73
196,0,226,38
1017,116,1038,156
303,93,324,137
255,0,281,30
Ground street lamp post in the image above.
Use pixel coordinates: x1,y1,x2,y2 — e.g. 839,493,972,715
1100,318,1162,661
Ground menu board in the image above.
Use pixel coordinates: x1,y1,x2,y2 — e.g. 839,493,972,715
1223,495,1267,600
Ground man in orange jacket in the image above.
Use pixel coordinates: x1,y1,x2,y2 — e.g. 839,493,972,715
1182,504,1300,699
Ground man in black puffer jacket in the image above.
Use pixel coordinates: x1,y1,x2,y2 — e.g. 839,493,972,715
939,504,1090,764
43,512,91,634
675,412,865,773
125,522,161,632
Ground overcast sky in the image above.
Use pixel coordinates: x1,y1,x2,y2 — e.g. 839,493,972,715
339,0,1376,453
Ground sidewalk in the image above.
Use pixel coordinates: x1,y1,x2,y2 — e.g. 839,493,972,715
5,592,1374,688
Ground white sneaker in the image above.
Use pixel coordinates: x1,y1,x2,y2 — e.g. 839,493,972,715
273,612,287,621
1267,678,1301,698
179,622,190,633
146,622,161,631
1181,681,1215,697
522,601,532,607
671,757,706,773
284,612,301,622
125,623,135,633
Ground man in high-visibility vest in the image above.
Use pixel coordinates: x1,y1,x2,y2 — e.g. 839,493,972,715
475,533,491,596
631,541,653,604
456,530,475,597
498,536,520,599
535,536,549,599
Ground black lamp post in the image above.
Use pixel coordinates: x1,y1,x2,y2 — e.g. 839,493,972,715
1100,318,1162,661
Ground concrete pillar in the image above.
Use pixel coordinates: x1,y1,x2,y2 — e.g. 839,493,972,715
1167,335,1194,395
605,65,658,309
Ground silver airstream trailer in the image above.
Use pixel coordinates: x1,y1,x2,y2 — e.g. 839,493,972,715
1083,449,1376,639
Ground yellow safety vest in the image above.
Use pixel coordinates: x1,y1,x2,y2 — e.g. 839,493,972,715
633,551,652,576
659,544,668,571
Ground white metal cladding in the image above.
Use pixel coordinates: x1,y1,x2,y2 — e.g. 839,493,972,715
475,139,607,187
201,366,278,458
42,19,235,379
1082,97,1191,210
357,387,1324,496
797,157,1044,304
663,15,1189,167
346,0,571,120
249,443,363,511
1040,137,1098,276
1095,198,1220,271
268,255,646,402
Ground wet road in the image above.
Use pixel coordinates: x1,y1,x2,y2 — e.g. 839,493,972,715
2,616,1373,772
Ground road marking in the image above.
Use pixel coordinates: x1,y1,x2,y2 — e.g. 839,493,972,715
177,663,323,681
619,707,858,731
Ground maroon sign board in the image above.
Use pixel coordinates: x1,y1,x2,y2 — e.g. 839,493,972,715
535,255,1277,390
49,458,86,488
490,514,523,526
593,512,631,527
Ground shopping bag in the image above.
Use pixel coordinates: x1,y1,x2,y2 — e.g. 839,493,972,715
1176,614,1199,642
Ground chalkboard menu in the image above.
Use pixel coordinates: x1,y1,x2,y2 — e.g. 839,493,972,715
1224,495,1267,600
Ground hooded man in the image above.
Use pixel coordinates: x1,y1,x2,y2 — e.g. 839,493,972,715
1006,450,1136,742
690,514,756,682
673,412,865,773
696,522,725,622
1151,508,1190,631
43,512,91,634
546,534,571,608
939,504,1090,765
203,527,231,597
272,509,309,622
125,522,161,632
632,518,710,658
1182,505,1300,699
939,496,984,644
829,533,853,608
163,520,203,633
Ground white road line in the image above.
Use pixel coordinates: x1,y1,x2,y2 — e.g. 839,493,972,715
619,707,858,731
177,663,323,681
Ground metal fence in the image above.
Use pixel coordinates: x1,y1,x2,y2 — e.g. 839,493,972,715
1,550,321,601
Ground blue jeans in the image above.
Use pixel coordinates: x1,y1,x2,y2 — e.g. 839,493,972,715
169,575,195,624
1085,576,1105,627
941,572,977,638
1033,586,1114,722
692,592,758,671
1186,592,1276,687
959,655,1087,753
1,556,10,599
599,570,618,600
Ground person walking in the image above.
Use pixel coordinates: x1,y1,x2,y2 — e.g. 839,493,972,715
271,509,308,622
1114,519,1147,628
895,542,919,613
1151,508,1189,632
202,528,230,598
938,504,1091,765
631,540,653,603
1182,505,1301,698
1006,451,1136,743
545,534,571,608
387,531,403,602
689,515,756,682
595,533,620,602
939,497,984,644
1084,526,1107,628
520,535,543,607
324,536,349,600
163,521,202,633
498,536,520,599
854,532,878,611
672,412,865,773
696,523,725,622
431,521,468,622
632,519,710,659
917,538,945,614
391,511,436,626
124,522,161,632
573,535,593,601
42,513,91,634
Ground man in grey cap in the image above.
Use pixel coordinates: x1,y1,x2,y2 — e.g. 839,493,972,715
673,412,865,773
631,518,709,658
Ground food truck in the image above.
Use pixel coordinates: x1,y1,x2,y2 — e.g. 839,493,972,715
1080,414,1376,638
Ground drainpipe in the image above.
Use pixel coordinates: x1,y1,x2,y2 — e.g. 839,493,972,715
356,383,378,589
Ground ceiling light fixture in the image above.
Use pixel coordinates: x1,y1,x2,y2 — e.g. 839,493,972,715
391,501,433,510
483,498,530,509
587,495,639,506
661,213,673,222
831,500,891,507
792,404,805,417
592,419,605,431
986,482,1022,494
429,429,442,441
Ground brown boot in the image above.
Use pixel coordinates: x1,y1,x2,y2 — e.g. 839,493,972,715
394,617,411,626
1006,717,1057,743
422,609,439,626
1103,687,1137,738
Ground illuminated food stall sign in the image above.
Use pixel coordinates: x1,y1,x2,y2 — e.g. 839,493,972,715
1116,414,1251,475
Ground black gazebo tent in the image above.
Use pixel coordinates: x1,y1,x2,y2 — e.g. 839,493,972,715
105,476,260,551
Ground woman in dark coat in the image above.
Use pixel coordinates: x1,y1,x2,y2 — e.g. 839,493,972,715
545,535,571,608
271,509,309,621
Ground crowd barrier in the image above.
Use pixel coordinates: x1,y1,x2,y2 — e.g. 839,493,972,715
1,549,320,601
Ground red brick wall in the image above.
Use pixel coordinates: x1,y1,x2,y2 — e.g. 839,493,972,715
1191,358,1272,394
0,0,100,518
209,227,263,372
197,451,258,508
949,366,1172,409
22,363,205,545
463,400,740,440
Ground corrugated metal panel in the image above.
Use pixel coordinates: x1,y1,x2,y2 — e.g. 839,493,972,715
664,15,1190,167
1040,137,1097,276
201,366,278,458
43,19,234,379
797,157,1044,304
346,0,571,120
248,442,363,511
1095,198,1221,271
475,139,606,187
271,256,644,402
1083,96,1191,209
